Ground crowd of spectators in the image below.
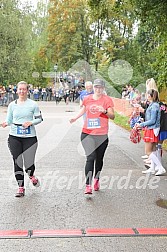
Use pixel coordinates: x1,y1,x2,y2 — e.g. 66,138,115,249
0,79,85,106
121,84,146,106
121,84,148,130
0,85,18,106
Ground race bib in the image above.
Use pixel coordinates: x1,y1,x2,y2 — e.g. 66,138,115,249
87,118,101,129
17,126,31,135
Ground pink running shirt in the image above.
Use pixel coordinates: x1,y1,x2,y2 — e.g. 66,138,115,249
82,94,114,135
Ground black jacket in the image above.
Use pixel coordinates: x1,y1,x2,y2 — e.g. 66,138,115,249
160,102,167,131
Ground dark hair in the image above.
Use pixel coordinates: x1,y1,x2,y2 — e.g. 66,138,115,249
147,89,159,102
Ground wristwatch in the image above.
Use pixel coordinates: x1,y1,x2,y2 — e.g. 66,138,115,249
104,109,108,114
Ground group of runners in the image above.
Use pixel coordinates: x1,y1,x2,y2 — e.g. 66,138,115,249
0,78,166,197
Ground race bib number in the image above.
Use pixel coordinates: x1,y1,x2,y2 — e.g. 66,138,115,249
87,118,101,129
17,126,31,135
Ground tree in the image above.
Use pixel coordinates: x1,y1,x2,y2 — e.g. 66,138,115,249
47,0,95,71
0,0,31,83
130,0,167,88
0,0,50,86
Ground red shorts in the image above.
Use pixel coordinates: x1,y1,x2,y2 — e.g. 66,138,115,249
143,128,159,143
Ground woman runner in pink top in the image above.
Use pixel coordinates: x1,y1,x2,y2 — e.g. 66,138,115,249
70,79,115,194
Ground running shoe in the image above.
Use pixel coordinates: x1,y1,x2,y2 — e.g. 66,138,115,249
141,155,148,159
143,159,151,164
15,187,25,197
155,167,166,176
94,179,100,191
30,176,40,187
142,168,155,174
84,185,92,194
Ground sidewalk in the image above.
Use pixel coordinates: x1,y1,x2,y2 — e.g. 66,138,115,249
0,101,167,251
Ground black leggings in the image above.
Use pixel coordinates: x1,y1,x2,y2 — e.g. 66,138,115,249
8,135,38,187
81,133,109,185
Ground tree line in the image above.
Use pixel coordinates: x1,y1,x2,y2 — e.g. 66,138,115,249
0,0,166,91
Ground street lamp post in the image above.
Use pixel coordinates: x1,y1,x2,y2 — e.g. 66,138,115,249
54,64,58,90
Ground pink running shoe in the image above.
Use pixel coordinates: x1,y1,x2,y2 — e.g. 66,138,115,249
94,179,100,191
15,187,25,197
84,185,92,194
30,176,40,187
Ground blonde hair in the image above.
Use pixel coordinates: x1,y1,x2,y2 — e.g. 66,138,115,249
85,81,93,88
17,81,29,90
146,78,158,92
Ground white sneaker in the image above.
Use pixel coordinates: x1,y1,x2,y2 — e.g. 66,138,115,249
141,155,149,159
142,168,155,174
144,159,151,164
155,166,159,172
155,167,166,176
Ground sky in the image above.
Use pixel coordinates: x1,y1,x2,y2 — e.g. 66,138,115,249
19,0,48,9
20,0,38,7
19,0,39,10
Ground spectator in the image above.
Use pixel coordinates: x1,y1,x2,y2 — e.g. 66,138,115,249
136,89,166,176
128,104,143,128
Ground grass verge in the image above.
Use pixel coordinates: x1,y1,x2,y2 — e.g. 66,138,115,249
114,112,131,131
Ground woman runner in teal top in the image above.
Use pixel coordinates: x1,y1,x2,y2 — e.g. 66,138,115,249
1,81,43,197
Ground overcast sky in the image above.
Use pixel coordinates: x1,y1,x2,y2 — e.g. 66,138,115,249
19,0,49,9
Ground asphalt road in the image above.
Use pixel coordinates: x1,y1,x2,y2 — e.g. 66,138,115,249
0,101,167,251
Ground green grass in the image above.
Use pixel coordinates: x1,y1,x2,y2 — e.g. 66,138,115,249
163,140,167,151
113,112,131,131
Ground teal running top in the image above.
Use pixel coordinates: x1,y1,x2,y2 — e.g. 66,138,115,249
5,99,42,137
